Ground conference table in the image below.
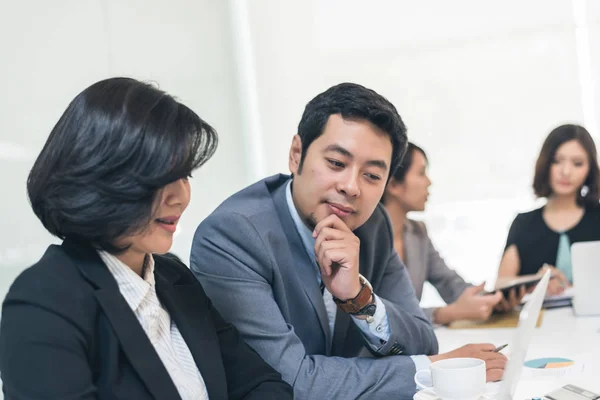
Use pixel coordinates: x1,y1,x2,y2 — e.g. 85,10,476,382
434,306,600,399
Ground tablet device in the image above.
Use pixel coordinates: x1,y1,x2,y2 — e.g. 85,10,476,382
487,275,542,298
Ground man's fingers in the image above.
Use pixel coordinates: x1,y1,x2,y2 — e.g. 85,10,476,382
315,227,360,253
486,368,505,382
313,214,351,237
315,231,348,255
484,358,508,371
474,343,496,352
315,226,348,243
317,259,332,277
478,351,506,362
317,247,351,275
316,240,353,267
316,242,342,277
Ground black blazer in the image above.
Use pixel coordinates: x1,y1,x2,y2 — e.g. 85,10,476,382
0,238,292,400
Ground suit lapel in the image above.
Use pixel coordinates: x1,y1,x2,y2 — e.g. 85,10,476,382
62,239,181,400
154,260,227,400
271,181,332,351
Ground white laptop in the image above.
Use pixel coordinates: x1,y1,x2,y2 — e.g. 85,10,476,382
413,271,551,400
571,241,600,316
497,269,552,399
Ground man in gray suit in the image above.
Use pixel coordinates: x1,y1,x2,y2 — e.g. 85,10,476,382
191,83,507,399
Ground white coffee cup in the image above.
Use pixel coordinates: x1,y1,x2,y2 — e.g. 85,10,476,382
414,357,486,400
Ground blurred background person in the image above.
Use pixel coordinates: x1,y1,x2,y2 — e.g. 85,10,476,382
382,142,504,325
497,124,600,297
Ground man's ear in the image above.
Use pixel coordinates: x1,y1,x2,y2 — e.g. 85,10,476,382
289,134,302,175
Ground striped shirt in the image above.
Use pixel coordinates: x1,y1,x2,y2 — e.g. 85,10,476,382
98,251,209,400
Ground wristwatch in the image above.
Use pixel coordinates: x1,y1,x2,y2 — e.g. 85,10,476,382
333,274,377,321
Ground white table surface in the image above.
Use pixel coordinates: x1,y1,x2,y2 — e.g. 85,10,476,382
433,307,600,399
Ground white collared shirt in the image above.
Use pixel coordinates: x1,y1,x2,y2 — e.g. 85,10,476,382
98,251,209,400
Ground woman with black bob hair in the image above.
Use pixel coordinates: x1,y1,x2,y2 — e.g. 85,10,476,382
497,124,600,298
0,77,292,400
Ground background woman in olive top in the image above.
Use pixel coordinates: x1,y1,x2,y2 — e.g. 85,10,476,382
497,124,600,296
382,143,503,325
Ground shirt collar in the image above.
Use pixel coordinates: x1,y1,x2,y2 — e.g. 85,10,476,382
98,250,155,311
285,180,319,269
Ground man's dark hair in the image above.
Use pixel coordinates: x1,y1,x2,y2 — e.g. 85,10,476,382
533,124,599,206
27,77,218,253
296,83,407,177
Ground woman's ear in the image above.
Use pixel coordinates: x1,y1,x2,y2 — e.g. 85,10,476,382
385,178,404,199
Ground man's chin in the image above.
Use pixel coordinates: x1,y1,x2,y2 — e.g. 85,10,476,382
304,213,318,231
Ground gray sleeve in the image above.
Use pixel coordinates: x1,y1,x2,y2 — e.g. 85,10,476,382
190,212,423,400
375,251,439,356
420,306,437,322
422,225,471,305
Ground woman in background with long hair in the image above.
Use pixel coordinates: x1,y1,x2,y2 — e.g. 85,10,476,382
497,124,600,297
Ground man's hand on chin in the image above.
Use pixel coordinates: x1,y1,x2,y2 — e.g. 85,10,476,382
313,214,361,300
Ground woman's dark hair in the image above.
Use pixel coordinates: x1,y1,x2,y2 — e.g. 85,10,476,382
533,124,600,206
296,82,408,177
389,142,427,183
27,77,218,253
380,142,427,204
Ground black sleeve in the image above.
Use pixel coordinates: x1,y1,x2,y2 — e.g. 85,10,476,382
504,213,524,252
157,255,293,399
210,299,294,400
0,273,96,400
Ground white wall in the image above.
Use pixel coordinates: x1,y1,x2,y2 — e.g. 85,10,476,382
241,0,600,303
1,0,599,314
0,0,248,300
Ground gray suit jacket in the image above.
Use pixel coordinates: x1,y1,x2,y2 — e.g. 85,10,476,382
403,219,471,321
190,175,438,400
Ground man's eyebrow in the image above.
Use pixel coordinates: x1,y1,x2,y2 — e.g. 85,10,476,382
324,144,388,170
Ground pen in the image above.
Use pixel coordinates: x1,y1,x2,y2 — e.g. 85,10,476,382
493,344,508,352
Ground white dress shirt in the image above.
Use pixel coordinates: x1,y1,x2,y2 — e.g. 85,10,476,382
98,251,209,400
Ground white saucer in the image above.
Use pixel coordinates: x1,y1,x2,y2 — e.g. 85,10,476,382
413,388,494,400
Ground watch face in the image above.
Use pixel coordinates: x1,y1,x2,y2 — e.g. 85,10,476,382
356,303,377,317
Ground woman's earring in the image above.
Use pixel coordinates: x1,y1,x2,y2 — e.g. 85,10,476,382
581,185,589,197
